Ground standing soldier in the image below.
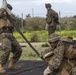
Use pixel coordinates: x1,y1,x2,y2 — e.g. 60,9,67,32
0,3,22,73
45,3,59,36
41,34,76,75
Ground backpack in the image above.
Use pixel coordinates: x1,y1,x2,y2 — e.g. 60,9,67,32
62,40,76,59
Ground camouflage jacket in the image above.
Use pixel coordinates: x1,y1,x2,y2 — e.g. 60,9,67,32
46,9,59,26
0,8,16,29
41,41,64,70
0,9,13,29
41,40,76,71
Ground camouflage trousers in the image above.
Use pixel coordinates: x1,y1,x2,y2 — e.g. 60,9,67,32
0,33,22,65
47,25,56,36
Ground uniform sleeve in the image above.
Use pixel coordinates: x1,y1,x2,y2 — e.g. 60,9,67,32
53,12,59,24
49,42,64,70
0,9,5,18
9,14,16,21
51,9,59,24
40,47,52,59
46,11,53,24
7,13,16,25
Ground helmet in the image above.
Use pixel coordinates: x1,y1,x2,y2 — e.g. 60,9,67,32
7,4,13,10
66,36,73,42
45,3,52,8
48,33,60,42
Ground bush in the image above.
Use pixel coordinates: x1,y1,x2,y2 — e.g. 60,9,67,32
41,43,49,47
30,34,40,42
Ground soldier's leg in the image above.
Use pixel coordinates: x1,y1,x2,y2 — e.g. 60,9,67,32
44,66,53,75
0,36,11,73
48,25,56,36
8,36,22,69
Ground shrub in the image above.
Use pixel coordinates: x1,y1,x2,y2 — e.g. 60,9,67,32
41,43,49,47
30,34,40,42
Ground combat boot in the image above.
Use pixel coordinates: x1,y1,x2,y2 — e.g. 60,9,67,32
8,61,21,69
0,64,6,73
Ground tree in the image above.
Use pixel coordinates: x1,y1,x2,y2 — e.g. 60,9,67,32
24,17,46,31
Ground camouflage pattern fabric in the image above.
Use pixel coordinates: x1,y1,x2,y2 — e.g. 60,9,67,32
41,41,64,75
58,44,76,75
0,2,22,70
46,9,59,26
48,25,56,36
41,40,76,75
0,33,22,65
46,9,59,35
41,47,54,64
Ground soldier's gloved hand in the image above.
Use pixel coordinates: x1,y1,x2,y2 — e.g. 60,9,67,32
40,55,47,63
44,57,51,64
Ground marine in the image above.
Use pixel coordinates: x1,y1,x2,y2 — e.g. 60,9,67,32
0,1,22,73
41,34,76,75
45,3,59,36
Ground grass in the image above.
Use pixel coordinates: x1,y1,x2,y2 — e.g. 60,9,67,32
0,49,41,60
13,30,76,42
20,49,41,60
57,30,76,39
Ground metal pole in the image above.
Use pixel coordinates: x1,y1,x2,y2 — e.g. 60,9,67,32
58,11,61,35
58,11,61,25
21,13,23,34
21,13,24,42
15,27,40,57
32,8,34,17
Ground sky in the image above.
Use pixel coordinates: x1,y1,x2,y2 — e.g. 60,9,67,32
0,0,76,18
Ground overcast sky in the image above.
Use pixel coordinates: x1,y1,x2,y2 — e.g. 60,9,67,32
0,0,76,18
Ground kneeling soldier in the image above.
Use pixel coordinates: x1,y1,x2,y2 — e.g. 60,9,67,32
41,34,76,75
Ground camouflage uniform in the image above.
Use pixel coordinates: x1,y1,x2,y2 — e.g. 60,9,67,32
41,34,76,75
57,38,76,75
0,4,22,66
45,4,59,36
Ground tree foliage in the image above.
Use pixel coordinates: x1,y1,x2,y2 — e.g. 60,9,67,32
24,17,46,31
15,15,76,31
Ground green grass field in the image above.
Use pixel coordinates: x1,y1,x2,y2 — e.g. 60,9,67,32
14,30,76,42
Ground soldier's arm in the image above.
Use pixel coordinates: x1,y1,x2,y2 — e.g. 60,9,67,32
7,13,16,25
46,10,53,24
54,13,59,24
48,42,64,70
51,9,59,24
40,47,53,58
8,13,16,21
0,9,6,18
40,47,54,64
